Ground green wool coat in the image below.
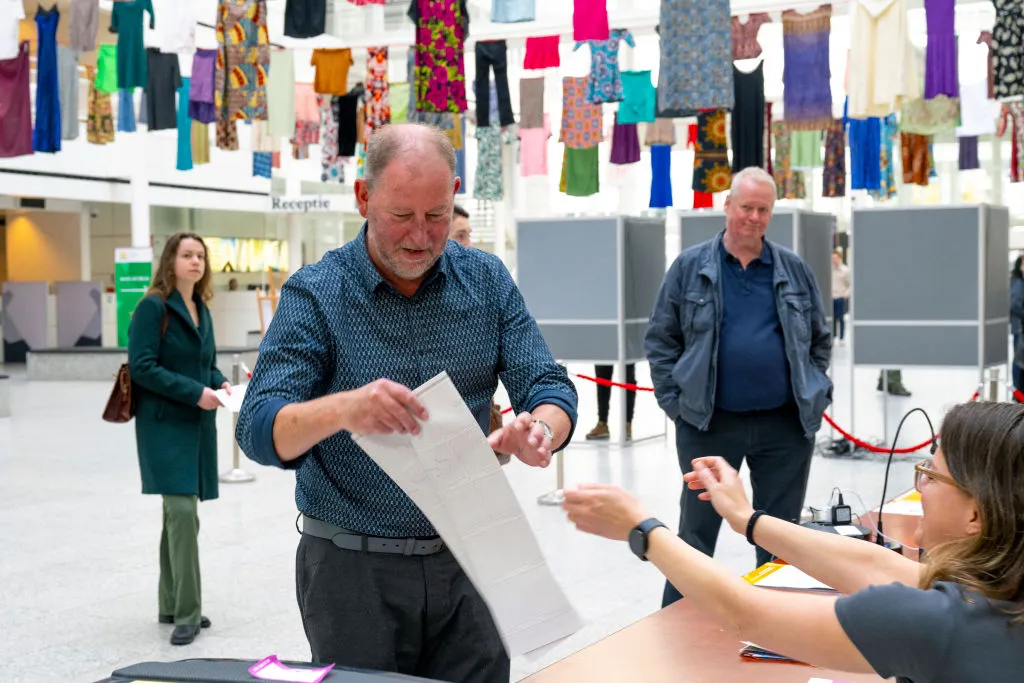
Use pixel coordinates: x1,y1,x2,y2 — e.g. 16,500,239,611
128,291,227,501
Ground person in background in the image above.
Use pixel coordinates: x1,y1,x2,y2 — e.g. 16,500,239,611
645,166,832,607
563,400,1024,682
228,277,239,291
236,124,578,682
831,249,850,344
450,203,472,246
585,364,637,441
127,232,229,646
448,203,507,455
1011,256,1024,399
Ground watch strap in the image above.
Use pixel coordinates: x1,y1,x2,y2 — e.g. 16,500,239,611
632,517,667,561
745,510,767,546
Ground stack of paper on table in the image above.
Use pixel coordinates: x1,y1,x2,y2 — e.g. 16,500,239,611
739,641,797,662
743,562,837,593
353,372,582,657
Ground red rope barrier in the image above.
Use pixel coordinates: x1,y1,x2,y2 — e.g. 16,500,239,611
573,373,655,392
498,374,982,455
1014,388,1024,403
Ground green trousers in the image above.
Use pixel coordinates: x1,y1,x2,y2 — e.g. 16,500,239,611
158,495,201,626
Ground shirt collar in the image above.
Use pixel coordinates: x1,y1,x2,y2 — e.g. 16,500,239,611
353,223,451,295
720,237,772,265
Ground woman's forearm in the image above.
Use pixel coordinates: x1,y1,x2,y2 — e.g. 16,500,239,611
749,515,921,593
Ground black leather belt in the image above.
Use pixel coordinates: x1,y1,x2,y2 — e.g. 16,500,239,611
300,514,446,556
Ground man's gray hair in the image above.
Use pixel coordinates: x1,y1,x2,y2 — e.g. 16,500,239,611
729,166,777,200
363,123,457,192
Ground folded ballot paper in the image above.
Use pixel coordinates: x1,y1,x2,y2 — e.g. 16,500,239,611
740,641,798,663
352,372,582,657
743,562,838,593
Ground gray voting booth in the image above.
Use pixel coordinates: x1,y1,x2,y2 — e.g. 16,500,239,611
851,204,1010,381
677,208,836,311
517,216,666,448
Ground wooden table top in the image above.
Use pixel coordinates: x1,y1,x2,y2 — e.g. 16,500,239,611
523,598,886,683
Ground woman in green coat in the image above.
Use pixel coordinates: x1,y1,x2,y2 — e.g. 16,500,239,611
128,232,230,646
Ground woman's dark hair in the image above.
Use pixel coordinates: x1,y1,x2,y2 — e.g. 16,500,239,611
146,232,213,302
453,204,469,219
1012,256,1022,280
921,401,1024,623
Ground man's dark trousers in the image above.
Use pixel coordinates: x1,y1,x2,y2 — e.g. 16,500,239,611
297,534,509,682
662,405,814,607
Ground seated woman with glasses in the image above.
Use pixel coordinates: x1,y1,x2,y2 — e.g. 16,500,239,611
562,400,1024,682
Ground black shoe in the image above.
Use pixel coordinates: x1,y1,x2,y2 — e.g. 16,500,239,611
170,624,201,645
160,615,211,628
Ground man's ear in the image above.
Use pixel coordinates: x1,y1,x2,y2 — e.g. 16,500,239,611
354,179,370,218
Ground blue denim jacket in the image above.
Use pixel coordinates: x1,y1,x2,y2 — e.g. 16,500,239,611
644,232,832,438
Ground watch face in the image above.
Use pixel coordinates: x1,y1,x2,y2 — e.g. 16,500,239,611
628,528,645,559
836,508,852,524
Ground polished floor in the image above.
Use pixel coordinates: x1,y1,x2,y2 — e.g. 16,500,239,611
0,342,992,683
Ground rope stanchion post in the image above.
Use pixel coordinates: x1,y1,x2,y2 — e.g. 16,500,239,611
987,367,1001,402
536,450,565,506
219,354,255,484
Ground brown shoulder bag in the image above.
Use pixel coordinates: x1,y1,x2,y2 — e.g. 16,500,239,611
102,310,168,423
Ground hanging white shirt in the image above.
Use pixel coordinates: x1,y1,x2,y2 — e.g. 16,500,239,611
847,0,921,118
957,80,998,137
0,0,25,61
156,0,198,54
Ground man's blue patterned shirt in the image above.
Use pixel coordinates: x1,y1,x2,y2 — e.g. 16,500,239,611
236,226,578,537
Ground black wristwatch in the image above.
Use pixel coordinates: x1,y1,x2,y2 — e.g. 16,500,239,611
629,518,668,562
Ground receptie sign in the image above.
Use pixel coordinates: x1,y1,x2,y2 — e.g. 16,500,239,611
269,196,354,213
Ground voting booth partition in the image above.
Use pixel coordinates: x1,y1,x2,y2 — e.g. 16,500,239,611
849,205,1011,438
516,215,667,464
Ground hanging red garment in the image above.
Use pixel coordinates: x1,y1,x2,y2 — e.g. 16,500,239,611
0,42,32,158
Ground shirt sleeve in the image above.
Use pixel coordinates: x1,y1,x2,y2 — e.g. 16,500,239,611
835,583,958,681
624,31,636,48
494,264,578,449
235,270,335,469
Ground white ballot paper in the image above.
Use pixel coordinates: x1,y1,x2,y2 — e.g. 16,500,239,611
214,383,247,413
353,372,583,657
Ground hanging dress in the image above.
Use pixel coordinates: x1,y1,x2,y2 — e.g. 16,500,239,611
0,41,32,158
33,6,61,153
822,119,846,197
110,0,153,91
992,0,1024,100
781,5,832,130
923,0,958,99
215,0,271,122
847,0,920,118
773,122,806,199
410,0,468,113
657,0,732,116
692,109,732,194
574,29,634,104
731,61,765,172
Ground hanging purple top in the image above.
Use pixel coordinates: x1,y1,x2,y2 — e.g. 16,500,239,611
0,42,33,158
781,5,833,130
924,0,958,99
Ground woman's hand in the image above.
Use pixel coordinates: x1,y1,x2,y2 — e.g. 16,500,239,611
220,382,232,394
562,484,650,541
683,457,756,534
197,387,222,411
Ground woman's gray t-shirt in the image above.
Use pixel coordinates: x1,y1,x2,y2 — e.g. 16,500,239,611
835,581,1024,682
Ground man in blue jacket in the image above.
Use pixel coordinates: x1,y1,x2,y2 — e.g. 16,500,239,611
645,166,832,607
236,123,578,682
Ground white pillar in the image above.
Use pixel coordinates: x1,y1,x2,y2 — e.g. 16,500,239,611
992,135,1004,206
130,140,151,248
79,203,92,281
285,166,303,276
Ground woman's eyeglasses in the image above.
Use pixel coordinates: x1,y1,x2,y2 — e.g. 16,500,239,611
913,460,961,492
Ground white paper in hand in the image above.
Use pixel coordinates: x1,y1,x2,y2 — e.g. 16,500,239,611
353,372,582,657
213,384,247,412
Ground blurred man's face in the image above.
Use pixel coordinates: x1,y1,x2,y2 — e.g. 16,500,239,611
450,215,472,247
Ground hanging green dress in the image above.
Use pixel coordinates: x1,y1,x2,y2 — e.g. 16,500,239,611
110,0,154,90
